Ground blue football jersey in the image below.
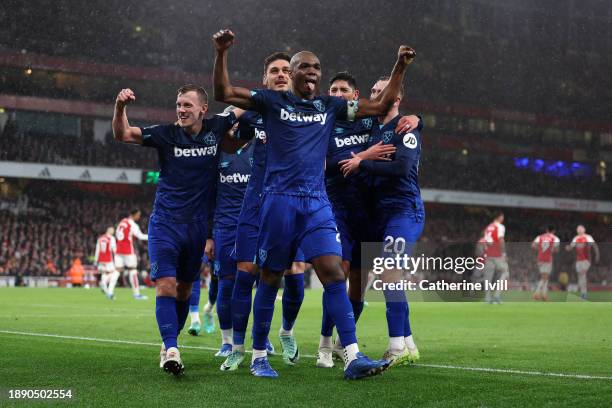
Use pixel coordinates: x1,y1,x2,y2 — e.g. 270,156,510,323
213,142,254,228
249,89,350,196
363,114,424,214
237,110,266,197
325,116,373,203
140,112,236,222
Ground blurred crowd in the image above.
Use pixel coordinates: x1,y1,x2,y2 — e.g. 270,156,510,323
1,180,609,290
1,0,611,120
0,124,157,169
0,181,152,278
420,152,612,200
1,124,608,200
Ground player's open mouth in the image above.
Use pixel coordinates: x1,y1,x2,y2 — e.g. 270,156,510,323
304,78,316,91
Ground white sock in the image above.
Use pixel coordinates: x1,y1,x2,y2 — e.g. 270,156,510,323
233,343,245,353
279,327,293,337
365,271,376,292
203,302,213,315
252,348,267,362
100,273,109,294
343,343,359,368
578,274,587,295
108,271,120,295
190,311,200,323
389,336,405,351
129,269,140,296
534,280,543,294
541,280,548,296
221,329,233,345
405,335,417,350
333,336,342,350
319,335,333,349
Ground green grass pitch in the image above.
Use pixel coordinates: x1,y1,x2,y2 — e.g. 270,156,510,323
1,288,611,407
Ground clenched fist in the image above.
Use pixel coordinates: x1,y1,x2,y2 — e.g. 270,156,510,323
115,88,136,109
213,29,235,51
397,45,416,66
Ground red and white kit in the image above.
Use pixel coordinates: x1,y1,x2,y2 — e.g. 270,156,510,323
115,218,148,269
570,234,595,273
482,221,509,301
533,232,560,275
95,234,116,272
484,222,505,259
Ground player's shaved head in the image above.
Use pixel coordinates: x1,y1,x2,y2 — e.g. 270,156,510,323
289,51,321,99
290,51,319,70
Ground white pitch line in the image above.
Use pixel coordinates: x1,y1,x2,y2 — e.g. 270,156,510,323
1,330,611,381
412,363,612,381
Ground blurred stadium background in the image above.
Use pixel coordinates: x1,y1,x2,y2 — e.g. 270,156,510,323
1,2,612,406
0,0,610,291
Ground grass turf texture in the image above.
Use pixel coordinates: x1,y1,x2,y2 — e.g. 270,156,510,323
0,288,611,407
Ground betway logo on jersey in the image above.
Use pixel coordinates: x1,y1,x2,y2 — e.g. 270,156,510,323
219,173,250,183
255,128,266,141
334,133,369,148
174,145,217,157
280,108,327,125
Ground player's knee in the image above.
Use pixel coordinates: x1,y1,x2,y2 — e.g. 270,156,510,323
237,261,258,275
261,269,283,288
286,262,306,275
341,260,350,279
156,277,177,297
312,255,345,285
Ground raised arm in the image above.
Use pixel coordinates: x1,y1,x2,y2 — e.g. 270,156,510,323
213,29,256,110
354,46,415,118
112,88,143,145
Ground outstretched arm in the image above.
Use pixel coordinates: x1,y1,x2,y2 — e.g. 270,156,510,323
112,88,143,145
353,46,415,119
213,29,256,110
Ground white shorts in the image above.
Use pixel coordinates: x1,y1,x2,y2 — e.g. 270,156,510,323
115,254,138,269
576,260,591,274
484,257,509,275
97,262,116,273
538,262,552,276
